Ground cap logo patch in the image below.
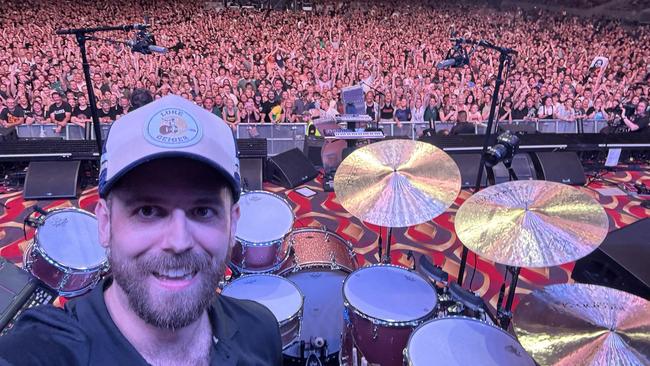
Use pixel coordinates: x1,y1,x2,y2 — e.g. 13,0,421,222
144,108,202,148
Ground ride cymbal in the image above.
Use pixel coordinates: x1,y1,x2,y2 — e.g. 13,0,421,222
514,283,650,366
334,140,461,228
455,180,608,268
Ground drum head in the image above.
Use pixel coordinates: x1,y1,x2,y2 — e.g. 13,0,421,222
222,275,302,323
283,269,347,357
236,192,294,243
36,209,105,269
343,265,437,323
407,317,535,365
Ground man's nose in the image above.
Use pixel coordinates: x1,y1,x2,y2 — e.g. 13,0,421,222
162,209,194,253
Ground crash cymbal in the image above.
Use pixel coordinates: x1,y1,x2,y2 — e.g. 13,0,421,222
334,140,461,228
514,283,650,366
455,180,608,268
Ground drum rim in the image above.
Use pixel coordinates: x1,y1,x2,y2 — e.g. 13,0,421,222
342,264,438,327
403,315,526,365
30,208,108,271
279,227,359,275
236,190,295,244
222,273,305,326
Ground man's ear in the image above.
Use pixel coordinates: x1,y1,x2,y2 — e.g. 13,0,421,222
229,202,240,250
95,199,111,249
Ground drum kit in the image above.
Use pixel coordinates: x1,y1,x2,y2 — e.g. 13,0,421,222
17,139,650,365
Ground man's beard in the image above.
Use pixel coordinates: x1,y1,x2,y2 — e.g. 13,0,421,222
108,244,230,331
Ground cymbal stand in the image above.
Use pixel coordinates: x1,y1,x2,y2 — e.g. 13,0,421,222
496,265,521,330
382,227,393,264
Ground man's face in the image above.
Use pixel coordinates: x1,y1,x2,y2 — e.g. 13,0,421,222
96,159,239,330
52,93,62,104
5,98,15,109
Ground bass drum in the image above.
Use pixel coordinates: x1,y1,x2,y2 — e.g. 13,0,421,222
279,228,358,365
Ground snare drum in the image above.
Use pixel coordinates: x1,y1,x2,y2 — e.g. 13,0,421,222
279,229,358,364
221,274,303,349
230,191,294,273
24,208,107,297
343,264,437,366
404,316,535,365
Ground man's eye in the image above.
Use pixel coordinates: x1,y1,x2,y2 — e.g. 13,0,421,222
137,206,160,218
194,207,216,219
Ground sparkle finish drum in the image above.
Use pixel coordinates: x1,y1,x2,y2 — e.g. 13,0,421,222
24,208,107,297
231,191,294,273
404,316,535,365
343,264,437,366
221,274,303,349
279,228,358,363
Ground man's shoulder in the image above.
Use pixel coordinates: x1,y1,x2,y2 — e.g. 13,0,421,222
0,305,88,365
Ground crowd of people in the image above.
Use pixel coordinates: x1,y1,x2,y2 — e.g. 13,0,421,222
0,0,649,134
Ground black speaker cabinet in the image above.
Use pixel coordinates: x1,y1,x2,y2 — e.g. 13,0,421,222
449,153,488,188
239,158,264,191
265,148,318,189
572,218,650,300
23,161,81,200
490,153,537,184
530,151,586,185
303,136,325,167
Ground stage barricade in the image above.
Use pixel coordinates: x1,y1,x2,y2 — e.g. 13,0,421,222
11,119,614,156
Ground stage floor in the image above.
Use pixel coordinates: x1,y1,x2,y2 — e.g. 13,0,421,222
1,168,648,311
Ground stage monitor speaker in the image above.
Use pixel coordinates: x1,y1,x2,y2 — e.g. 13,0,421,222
23,161,81,200
449,153,488,188
303,136,325,167
266,148,318,189
239,158,264,191
530,151,586,185
490,153,537,184
572,218,650,300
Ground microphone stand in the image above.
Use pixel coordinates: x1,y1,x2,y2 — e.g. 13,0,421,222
55,24,149,155
457,39,516,287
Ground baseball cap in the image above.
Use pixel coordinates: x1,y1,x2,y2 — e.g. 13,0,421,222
98,94,241,201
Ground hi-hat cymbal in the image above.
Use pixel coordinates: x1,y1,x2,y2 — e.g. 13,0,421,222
334,140,461,228
514,283,650,366
455,180,608,268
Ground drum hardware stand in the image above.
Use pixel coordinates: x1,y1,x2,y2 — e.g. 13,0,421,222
455,39,516,287
382,227,393,264
406,250,415,270
496,265,521,330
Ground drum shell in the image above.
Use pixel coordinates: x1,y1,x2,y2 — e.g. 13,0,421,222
346,308,418,366
342,265,437,366
25,242,103,296
232,191,295,272
280,228,357,274
280,312,302,349
231,239,286,272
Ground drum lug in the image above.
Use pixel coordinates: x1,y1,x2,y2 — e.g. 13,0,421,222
58,272,72,291
372,324,378,340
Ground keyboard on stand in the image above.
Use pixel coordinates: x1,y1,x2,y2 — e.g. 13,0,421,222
335,114,373,124
330,130,385,140
0,258,56,336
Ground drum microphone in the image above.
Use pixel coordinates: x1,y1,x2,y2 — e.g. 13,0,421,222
127,38,168,54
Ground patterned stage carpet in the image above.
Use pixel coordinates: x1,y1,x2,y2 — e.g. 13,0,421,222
1,168,648,311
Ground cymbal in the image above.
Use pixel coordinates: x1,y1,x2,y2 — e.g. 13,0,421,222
455,180,608,267
513,283,650,366
334,140,461,228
